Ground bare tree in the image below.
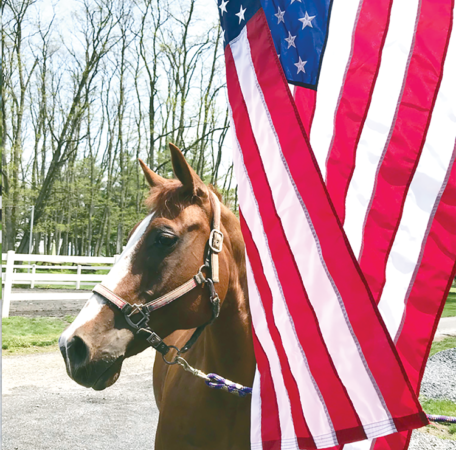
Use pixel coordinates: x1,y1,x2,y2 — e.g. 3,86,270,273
16,0,120,253
3,0,231,257
3,0,38,250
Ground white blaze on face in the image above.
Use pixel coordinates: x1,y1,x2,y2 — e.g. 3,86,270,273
102,213,154,290
60,213,155,347
60,293,105,343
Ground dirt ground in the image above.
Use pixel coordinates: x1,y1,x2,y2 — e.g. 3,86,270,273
2,348,160,450
3,295,455,450
3,295,160,450
8,289,89,318
3,348,454,450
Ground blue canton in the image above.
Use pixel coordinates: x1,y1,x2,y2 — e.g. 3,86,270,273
218,0,332,89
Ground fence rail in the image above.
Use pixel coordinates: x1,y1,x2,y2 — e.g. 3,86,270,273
1,251,118,317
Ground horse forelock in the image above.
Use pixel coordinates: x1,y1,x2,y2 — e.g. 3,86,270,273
145,179,223,220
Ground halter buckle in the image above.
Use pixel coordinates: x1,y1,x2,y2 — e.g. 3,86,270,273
209,229,224,253
124,304,150,330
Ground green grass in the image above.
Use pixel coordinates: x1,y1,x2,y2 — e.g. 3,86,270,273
420,397,456,439
442,290,456,318
422,398,456,417
419,335,456,440
430,336,456,357
2,316,75,354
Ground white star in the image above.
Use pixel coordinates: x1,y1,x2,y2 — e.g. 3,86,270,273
235,5,246,24
294,57,307,74
274,6,285,24
290,0,301,4
285,31,296,49
299,11,316,29
219,0,229,15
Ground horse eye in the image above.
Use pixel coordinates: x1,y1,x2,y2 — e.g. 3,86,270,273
155,233,177,248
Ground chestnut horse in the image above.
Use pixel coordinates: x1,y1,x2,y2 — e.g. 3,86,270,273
59,144,256,449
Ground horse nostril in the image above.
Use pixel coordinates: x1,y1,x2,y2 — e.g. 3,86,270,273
67,335,89,367
59,340,67,359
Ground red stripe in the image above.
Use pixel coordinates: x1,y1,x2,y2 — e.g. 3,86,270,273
294,86,316,135
373,432,406,450
240,212,315,447
402,215,456,391
358,0,454,303
246,9,426,423
226,41,366,438
373,147,456,450
251,327,282,449
325,0,394,223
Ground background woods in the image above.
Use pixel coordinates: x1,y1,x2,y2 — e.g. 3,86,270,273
1,0,234,256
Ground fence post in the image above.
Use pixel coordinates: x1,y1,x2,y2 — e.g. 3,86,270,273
31,264,36,289
76,265,81,290
2,250,16,318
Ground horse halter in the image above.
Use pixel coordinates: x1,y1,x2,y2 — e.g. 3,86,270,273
92,191,224,359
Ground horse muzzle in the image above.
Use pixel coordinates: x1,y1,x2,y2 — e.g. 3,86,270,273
59,333,126,390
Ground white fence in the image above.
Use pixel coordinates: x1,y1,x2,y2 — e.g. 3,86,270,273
1,251,118,317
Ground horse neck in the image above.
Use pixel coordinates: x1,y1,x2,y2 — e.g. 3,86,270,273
200,208,255,384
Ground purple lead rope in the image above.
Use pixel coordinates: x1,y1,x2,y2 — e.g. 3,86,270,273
426,414,456,424
176,355,456,411
205,373,253,397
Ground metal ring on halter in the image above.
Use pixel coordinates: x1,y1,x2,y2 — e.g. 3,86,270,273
196,264,211,281
162,345,181,365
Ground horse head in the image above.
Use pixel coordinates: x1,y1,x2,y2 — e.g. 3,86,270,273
59,144,242,391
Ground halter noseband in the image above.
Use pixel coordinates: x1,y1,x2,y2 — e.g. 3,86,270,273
92,191,224,358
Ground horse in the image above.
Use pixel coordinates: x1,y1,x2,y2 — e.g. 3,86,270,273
59,143,256,450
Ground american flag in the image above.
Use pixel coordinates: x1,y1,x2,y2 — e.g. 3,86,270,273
219,0,456,448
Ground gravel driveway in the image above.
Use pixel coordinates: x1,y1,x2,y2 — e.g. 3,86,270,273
421,349,456,404
2,299,456,449
410,348,456,450
2,348,159,450
2,347,456,450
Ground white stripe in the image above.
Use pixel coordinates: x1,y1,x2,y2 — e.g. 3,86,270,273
309,0,362,176
344,0,421,257
250,368,263,450
231,110,337,447
102,214,154,291
378,18,456,339
246,257,299,450
231,27,394,436
344,440,373,450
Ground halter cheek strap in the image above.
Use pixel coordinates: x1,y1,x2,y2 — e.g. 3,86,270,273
92,191,223,357
208,192,223,283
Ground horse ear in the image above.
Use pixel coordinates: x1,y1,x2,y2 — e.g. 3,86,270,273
169,143,204,196
138,159,166,188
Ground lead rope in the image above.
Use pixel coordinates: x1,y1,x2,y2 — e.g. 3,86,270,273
174,349,456,425
172,355,252,398
426,414,456,424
